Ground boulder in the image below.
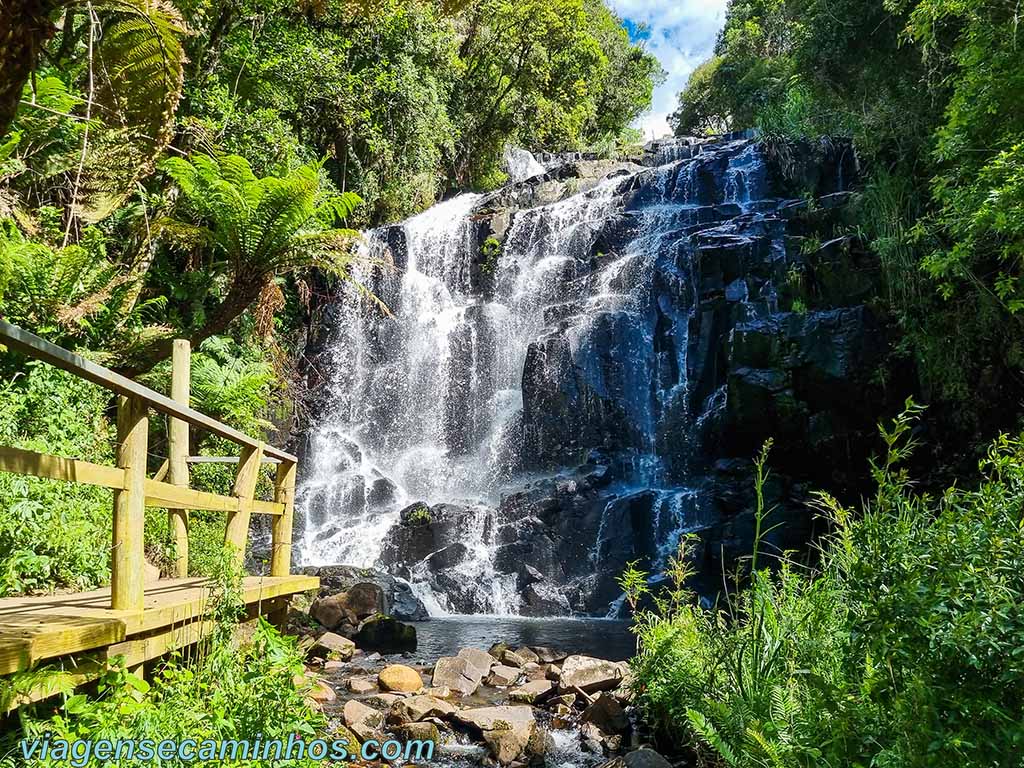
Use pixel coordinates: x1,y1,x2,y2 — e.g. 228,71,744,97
454,706,537,765
582,692,630,734
501,649,527,668
513,647,540,665
365,693,402,709
558,655,626,693
508,679,553,704
346,677,377,694
389,695,456,724
394,721,441,744
432,656,483,696
353,616,417,654
343,699,383,741
532,646,567,663
378,664,423,693
523,663,548,681
458,647,497,678
488,642,509,659
300,564,429,621
485,665,522,687
306,679,336,704
308,632,356,662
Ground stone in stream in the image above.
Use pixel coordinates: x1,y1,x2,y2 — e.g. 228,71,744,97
522,662,548,681
458,647,498,677
501,649,527,668
389,694,456,724
485,665,522,687
352,616,417,654
582,692,630,734
558,655,626,693
532,646,567,663
394,721,441,744
513,647,540,664
365,692,402,709
454,706,539,765
488,642,509,659
378,664,423,692
346,677,377,694
544,663,561,681
508,679,553,704
343,699,384,741
308,632,356,662
310,583,386,634
305,678,336,704
432,655,484,696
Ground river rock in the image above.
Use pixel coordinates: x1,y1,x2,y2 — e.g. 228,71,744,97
501,649,527,668
389,694,456,724
582,692,630,734
378,664,423,692
454,706,537,764
432,655,483,696
508,679,553,704
532,646,567,663
513,647,540,664
558,655,626,693
394,721,442,744
346,677,377,694
486,665,522,687
301,564,429,621
308,632,356,662
306,678,336,704
365,692,402,709
353,616,417,654
344,699,383,740
458,647,497,677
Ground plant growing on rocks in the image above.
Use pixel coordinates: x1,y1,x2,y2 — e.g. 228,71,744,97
629,403,1024,767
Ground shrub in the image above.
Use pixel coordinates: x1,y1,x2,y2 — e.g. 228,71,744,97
628,403,1024,767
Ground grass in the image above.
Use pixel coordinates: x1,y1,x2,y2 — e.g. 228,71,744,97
625,400,1024,768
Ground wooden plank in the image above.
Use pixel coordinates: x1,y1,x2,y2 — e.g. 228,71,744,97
0,320,296,463
4,597,291,710
0,446,124,489
224,443,264,564
112,397,147,612
0,576,319,676
270,460,297,577
143,480,283,515
145,480,237,513
168,339,190,577
187,455,281,465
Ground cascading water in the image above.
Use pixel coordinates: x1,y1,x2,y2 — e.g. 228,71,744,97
297,134,861,617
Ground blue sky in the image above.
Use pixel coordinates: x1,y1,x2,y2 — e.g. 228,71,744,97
612,0,729,139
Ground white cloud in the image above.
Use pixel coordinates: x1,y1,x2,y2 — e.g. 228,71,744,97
611,0,729,139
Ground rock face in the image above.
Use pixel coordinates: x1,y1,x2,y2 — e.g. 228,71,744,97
298,134,897,615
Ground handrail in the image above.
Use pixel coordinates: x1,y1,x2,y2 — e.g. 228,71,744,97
0,320,296,463
0,320,299,609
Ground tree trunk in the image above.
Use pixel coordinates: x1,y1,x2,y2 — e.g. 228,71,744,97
0,0,59,139
116,276,268,377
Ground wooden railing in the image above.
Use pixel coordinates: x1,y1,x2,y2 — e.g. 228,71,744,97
0,320,298,612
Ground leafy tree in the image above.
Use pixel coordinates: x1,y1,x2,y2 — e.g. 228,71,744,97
128,153,362,370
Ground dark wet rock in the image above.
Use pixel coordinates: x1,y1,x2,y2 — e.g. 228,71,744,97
599,747,673,768
353,616,417,654
582,692,630,734
300,565,428,622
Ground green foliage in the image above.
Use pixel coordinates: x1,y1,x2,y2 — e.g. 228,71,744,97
630,405,1024,767
5,550,325,767
0,365,114,595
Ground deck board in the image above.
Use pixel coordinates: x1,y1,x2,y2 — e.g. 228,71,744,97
0,575,318,676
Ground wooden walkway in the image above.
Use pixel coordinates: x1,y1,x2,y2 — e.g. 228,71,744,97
0,320,320,707
0,575,318,678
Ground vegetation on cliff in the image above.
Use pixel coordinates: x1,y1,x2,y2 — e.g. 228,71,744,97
672,0,1024,442
626,405,1024,767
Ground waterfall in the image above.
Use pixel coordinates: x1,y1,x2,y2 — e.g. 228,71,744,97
296,135,848,617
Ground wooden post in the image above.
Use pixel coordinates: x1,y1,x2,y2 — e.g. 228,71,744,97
112,396,148,611
270,460,297,577
168,339,190,578
224,442,263,568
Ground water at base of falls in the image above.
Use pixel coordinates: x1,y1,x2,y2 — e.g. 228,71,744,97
295,135,850,618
